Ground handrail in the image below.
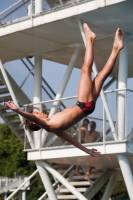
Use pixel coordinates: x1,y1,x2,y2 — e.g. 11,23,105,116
0,0,30,22
13,177,38,200
6,170,38,200
0,0,22,16
23,88,128,107
38,165,75,200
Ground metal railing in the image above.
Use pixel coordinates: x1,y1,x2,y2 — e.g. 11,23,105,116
4,170,38,200
0,0,31,24
0,0,92,24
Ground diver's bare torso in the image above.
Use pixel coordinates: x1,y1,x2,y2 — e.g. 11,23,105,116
43,104,85,133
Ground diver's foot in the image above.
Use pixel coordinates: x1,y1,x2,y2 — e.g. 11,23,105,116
83,23,96,42
113,28,124,51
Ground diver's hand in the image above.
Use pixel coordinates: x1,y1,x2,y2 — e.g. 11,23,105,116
87,148,101,157
3,101,19,111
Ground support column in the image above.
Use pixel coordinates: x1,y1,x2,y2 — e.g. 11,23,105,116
42,46,81,146
117,34,133,200
33,55,42,148
22,191,26,200
117,34,130,140
36,161,58,200
28,0,34,16
101,169,120,200
34,55,42,111
35,0,43,13
117,154,133,200
33,56,57,200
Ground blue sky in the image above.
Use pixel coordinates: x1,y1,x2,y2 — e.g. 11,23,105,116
0,1,133,138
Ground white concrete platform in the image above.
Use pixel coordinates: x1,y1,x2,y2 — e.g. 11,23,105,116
27,140,133,169
0,0,133,77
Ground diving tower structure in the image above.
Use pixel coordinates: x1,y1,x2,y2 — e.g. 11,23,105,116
0,0,133,199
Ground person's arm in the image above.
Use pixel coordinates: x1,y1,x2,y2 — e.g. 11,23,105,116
3,101,49,130
82,128,86,142
55,132,101,157
96,132,100,139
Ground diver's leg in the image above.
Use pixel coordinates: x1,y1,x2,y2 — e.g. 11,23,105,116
77,23,96,102
92,28,124,101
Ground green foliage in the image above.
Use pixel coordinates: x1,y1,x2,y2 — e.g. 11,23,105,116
92,178,129,200
0,123,35,177
111,178,129,199
0,123,45,199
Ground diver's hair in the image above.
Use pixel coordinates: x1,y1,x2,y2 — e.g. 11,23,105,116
22,111,41,131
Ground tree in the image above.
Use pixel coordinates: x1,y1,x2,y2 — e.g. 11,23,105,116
0,123,45,199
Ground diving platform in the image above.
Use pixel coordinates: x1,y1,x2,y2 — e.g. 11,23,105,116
27,141,133,168
0,0,133,77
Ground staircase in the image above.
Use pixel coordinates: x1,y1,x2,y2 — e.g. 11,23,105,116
56,168,102,200
46,165,113,200
0,67,65,147
0,70,31,144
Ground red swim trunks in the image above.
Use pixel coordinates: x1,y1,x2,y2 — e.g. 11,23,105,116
76,100,95,116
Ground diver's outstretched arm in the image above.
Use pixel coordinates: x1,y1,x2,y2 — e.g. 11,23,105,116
55,132,101,157
3,101,49,130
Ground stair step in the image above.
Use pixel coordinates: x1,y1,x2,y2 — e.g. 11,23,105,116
13,127,23,131
0,95,12,102
0,80,4,86
78,168,105,174
9,119,21,124
58,169,70,174
18,133,24,139
69,181,90,186
72,174,99,180
90,168,106,173
57,195,77,199
53,164,71,169
0,105,8,111
0,88,9,94
2,112,18,117
60,187,87,193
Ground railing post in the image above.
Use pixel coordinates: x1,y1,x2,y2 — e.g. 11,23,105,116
35,0,43,13
78,120,82,143
103,107,106,143
5,170,38,200
117,33,130,141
